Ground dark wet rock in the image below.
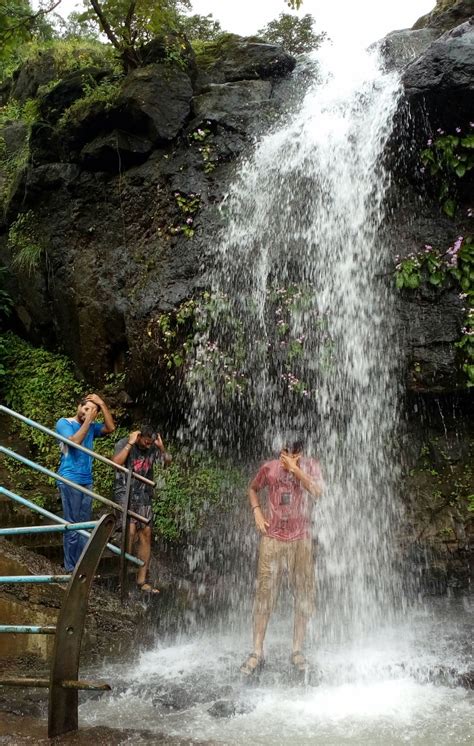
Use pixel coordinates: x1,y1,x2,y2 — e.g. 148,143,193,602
81,130,153,171
196,36,296,88
10,51,56,102
119,64,193,143
1,121,28,157
403,19,474,126
412,0,474,34
378,28,439,71
139,33,198,85
192,80,273,133
25,163,81,194
39,67,113,124
208,699,236,718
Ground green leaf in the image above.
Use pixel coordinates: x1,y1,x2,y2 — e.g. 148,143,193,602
443,198,456,218
428,272,443,286
406,273,421,289
461,135,474,149
395,273,405,289
455,163,466,178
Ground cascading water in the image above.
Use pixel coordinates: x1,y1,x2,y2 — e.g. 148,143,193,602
187,41,404,643
81,40,473,745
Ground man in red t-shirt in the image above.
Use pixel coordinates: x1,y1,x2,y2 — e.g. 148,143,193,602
240,439,323,676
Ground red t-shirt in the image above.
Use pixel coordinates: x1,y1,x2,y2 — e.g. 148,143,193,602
251,458,322,541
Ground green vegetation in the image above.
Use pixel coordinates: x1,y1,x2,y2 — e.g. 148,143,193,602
7,210,45,274
0,332,243,537
154,453,245,540
421,127,474,217
395,237,474,385
58,76,121,126
257,13,326,55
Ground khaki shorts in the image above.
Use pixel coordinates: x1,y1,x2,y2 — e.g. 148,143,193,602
254,536,316,618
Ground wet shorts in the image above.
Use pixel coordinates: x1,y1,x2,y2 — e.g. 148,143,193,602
129,504,153,529
254,536,315,618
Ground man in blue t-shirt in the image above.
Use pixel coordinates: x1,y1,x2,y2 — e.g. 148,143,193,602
56,394,115,571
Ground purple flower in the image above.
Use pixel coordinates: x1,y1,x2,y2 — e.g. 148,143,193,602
424,244,432,251
436,128,445,135
455,127,461,134
427,139,432,146
186,217,193,225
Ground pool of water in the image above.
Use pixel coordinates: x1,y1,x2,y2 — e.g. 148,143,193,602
80,596,473,745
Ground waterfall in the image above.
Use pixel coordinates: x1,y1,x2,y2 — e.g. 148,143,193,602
187,42,405,642
82,40,474,746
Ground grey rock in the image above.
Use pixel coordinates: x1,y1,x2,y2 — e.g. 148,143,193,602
119,64,193,143
39,67,113,125
1,121,28,157
399,292,464,347
10,52,56,102
26,163,81,193
81,130,153,171
197,38,296,87
193,80,272,121
378,28,439,71
403,20,474,124
412,0,474,33
208,699,236,718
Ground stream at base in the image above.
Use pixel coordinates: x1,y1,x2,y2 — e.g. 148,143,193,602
81,595,473,745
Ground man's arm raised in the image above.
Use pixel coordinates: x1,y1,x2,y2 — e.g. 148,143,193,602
280,453,323,498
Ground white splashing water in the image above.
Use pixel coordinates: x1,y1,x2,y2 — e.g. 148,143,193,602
187,42,404,642
81,43,473,745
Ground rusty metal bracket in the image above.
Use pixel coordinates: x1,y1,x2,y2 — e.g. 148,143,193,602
48,513,115,739
120,469,133,603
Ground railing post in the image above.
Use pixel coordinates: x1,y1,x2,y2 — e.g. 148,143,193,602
48,513,115,739
120,469,133,603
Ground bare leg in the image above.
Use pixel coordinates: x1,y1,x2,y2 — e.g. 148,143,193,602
127,522,137,556
293,612,310,654
253,612,271,658
136,525,152,586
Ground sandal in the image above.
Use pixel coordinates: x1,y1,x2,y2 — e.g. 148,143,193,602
290,651,308,672
240,653,264,676
137,581,160,594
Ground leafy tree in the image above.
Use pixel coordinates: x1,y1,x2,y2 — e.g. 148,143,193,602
0,0,59,66
258,13,326,55
179,12,223,42
78,0,191,70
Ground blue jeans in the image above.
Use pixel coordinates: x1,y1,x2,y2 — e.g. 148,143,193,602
58,483,92,571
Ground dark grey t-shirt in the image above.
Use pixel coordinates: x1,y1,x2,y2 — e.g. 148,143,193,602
114,438,162,509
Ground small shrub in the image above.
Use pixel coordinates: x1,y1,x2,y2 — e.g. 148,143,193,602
8,211,45,274
153,453,245,541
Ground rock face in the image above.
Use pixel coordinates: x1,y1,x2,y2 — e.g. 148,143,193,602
0,36,298,389
413,0,474,33
118,64,194,143
403,19,474,123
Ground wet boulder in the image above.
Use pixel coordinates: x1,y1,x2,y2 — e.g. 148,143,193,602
378,28,439,71
412,0,474,34
403,20,474,126
195,35,296,87
81,130,153,171
118,64,193,143
10,51,57,102
192,80,273,132
38,67,112,125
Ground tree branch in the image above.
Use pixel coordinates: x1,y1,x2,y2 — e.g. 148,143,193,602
88,0,122,51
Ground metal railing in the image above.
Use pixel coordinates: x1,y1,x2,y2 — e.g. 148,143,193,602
0,403,156,598
0,404,156,737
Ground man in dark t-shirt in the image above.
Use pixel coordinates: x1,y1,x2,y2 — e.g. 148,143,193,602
113,424,172,593
240,438,323,676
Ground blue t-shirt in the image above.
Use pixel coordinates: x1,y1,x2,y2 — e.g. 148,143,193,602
56,418,105,485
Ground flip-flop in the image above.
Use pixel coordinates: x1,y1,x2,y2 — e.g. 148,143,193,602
137,582,160,594
240,653,264,676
